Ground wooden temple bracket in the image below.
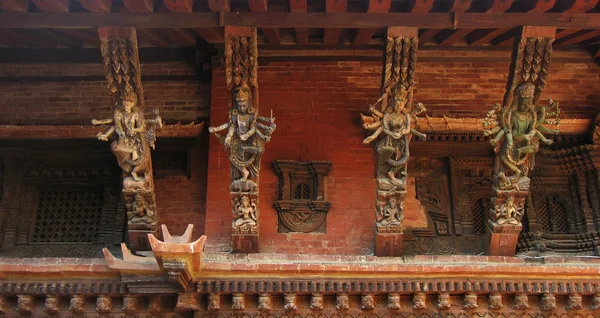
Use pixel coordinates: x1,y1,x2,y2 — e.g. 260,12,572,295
361,26,427,256
103,224,207,291
92,27,163,251
483,26,558,256
208,26,276,253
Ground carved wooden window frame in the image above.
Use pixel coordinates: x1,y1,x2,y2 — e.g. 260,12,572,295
272,160,332,233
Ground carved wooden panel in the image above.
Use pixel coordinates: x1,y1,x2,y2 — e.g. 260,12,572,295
272,160,332,233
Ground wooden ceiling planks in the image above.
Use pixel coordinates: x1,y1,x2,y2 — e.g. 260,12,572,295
162,0,222,43
556,29,600,46
353,0,391,45
562,0,600,12
289,0,308,45
248,0,281,46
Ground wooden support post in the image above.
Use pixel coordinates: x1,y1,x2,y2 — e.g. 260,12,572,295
484,26,557,256
367,27,421,257
207,26,275,253
94,27,162,251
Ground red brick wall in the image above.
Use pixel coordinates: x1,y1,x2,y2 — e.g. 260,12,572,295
204,52,600,254
0,62,209,125
154,137,209,240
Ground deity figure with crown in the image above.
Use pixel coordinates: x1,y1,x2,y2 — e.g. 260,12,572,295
209,85,276,192
362,83,426,193
484,82,559,192
484,82,559,227
92,88,163,190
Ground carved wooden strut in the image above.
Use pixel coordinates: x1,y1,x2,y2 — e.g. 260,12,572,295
361,27,426,256
208,26,276,252
92,27,163,250
483,26,558,256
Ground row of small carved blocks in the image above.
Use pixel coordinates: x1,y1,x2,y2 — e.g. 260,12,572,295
1,292,598,314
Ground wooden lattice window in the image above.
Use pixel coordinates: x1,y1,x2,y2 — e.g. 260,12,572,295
537,196,569,234
294,183,311,200
32,190,104,243
472,198,488,235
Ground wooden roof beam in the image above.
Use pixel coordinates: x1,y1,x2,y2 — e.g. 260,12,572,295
162,0,222,43
31,0,69,12
60,29,101,46
0,0,29,12
563,0,600,12
556,29,600,46
436,0,503,46
79,0,112,12
2,12,600,29
137,29,171,46
419,0,473,46
323,0,347,45
353,0,391,45
467,28,509,45
289,0,308,45
162,0,193,12
207,0,229,12
249,0,281,45
481,0,556,47
409,0,434,12
123,0,153,13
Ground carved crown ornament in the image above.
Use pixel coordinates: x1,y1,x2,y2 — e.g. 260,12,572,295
272,160,332,233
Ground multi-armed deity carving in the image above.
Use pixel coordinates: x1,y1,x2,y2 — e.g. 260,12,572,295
92,28,162,246
208,27,275,249
483,34,559,230
361,34,426,234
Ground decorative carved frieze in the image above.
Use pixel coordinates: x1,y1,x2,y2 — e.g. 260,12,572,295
232,293,245,310
209,26,275,253
567,293,583,311
207,293,220,312
273,160,332,233
93,27,163,250
540,293,556,311
483,26,558,256
17,295,34,316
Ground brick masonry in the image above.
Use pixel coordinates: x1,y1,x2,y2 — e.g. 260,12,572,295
1,50,599,254
205,52,600,254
